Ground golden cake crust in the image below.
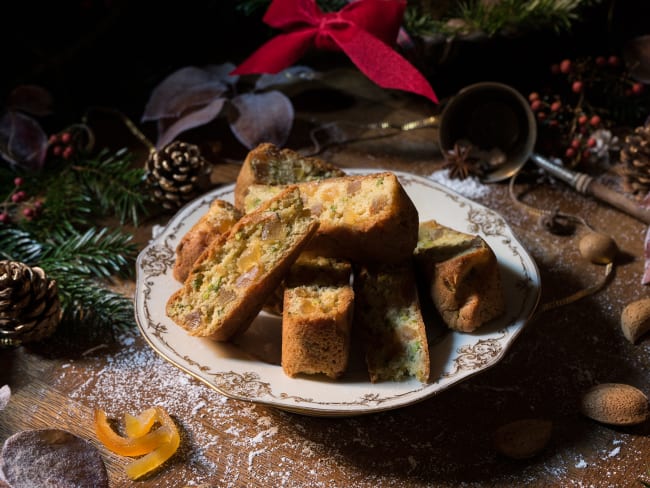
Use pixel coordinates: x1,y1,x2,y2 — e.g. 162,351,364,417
244,172,419,264
414,220,505,332
281,257,354,379
234,142,345,210
173,199,242,282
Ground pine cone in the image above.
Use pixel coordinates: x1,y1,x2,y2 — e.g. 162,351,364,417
0,261,61,347
146,141,212,211
620,122,650,199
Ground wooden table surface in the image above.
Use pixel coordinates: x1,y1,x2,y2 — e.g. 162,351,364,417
2,93,650,488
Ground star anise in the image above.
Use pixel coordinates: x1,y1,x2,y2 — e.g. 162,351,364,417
442,143,484,180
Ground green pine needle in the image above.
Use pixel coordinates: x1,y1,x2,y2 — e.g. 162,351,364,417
0,228,44,264
40,224,137,280
53,268,135,331
1,147,147,337
71,148,148,226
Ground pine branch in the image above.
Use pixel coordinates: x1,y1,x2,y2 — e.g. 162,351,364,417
52,268,135,331
404,0,597,38
0,227,44,264
37,169,94,233
39,224,137,280
72,148,148,226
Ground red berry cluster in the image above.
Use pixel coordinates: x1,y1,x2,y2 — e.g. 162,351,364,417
551,56,644,98
527,54,647,168
0,177,44,225
528,91,603,167
48,131,76,160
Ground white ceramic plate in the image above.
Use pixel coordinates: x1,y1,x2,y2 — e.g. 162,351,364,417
135,170,540,416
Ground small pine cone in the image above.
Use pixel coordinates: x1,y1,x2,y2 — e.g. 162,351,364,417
0,261,61,347
146,141,212,211
620,122,650,199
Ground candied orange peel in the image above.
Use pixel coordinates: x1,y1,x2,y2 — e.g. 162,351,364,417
93,406,180,480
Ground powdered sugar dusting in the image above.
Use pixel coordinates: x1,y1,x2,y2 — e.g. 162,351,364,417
428,171,492,200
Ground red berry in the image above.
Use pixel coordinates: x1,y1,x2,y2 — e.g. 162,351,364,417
537,112,547,121
52,145,62,156
11,191,26,203
608,55,620,67
587,137,597,148
529,92,540,102
48,134,58,144
560,59,572,74
550,63,560,74
548,120,559,127
595,56,606,67
33,200,43,210
571,138,581,149
63,146,74,160
565,147,576,158
13,177,23,187
22,207,34,219
530,99,543,111
0,213,9,224
550,100,562,112
589,115,601,127
632,83,644,95
582,149,591,160
572,81,584,93
60,132,72,144
578,115,588,125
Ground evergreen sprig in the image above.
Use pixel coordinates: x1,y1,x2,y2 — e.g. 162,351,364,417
454,0,593,37
0,224,138,332
39,224,137,280
1,146,148,337
52,268,135,332
72,148,148,226
0,227,43,264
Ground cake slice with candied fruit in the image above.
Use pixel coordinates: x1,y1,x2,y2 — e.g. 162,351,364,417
166,186,319,341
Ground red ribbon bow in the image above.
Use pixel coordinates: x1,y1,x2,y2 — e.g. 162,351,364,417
232,0,438,103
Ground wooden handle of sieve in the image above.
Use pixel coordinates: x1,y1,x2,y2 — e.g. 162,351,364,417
530,153,650,225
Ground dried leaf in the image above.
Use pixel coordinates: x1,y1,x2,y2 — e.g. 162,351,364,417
624,35,650,84
229,91,294,149
204,62,239,85
0,111,48,170
156,97,227,149
142,65,234,122
254,65,317,91
7,85,53,117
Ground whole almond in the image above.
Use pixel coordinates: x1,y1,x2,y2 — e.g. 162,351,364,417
494,418,553,459
621,298,650,343
580,383,649,426
578,232,618,264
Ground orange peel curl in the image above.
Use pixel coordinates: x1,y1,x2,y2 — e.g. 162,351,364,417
93,406,180,480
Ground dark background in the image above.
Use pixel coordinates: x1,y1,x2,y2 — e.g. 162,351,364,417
3,0,650,127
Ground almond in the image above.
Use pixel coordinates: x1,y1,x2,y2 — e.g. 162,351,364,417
621,298,650,344
580,383,649,426
578,231,618,264
494,418,553,459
